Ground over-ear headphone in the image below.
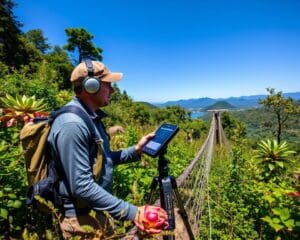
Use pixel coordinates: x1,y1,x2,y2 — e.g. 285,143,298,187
82,59,101,94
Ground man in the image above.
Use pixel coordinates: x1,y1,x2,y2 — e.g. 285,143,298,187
48,60,168,239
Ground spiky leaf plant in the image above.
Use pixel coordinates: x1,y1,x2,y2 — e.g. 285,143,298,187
0,94,49,127
255,139,295,182
1,94,48,113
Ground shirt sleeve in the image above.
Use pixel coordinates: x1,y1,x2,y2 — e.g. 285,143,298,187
111,146,141,165
53,121,137,221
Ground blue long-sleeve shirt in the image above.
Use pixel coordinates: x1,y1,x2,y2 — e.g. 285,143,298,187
47,97,139,220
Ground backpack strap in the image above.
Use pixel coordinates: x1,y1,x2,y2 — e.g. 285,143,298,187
51,105,104,181
50,105,98,141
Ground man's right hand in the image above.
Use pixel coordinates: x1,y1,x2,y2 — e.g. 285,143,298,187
135,133,155,154
133,205,169,234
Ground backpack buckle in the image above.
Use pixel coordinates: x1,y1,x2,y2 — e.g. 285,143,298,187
95,139,103,146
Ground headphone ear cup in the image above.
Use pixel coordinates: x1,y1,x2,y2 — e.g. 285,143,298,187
83,77,101,94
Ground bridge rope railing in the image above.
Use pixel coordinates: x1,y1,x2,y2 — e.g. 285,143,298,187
172,110,229,238
125,111,228,239
175,113,217,237
176,115,216,187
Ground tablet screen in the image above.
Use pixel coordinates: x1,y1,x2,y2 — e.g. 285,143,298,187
143,123,179,157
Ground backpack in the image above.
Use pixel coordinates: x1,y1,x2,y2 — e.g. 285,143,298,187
20,105,103,211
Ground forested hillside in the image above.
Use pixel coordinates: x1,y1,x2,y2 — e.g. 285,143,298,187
230,103,300,151
203,100,236,110
0,1,299,239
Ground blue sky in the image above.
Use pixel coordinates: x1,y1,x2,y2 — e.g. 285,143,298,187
14,0,300,102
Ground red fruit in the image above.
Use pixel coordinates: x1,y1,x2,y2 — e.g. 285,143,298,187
146,211,158,222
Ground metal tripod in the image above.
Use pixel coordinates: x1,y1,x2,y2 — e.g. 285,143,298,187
147,147,195,240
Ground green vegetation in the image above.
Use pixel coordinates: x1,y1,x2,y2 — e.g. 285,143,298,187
229,100,300,151
0,1,299,239
260,88,300,143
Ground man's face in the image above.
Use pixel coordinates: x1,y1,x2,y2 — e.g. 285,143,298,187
93,82,114,107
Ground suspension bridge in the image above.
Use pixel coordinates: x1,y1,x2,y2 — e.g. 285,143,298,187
127,110,230,239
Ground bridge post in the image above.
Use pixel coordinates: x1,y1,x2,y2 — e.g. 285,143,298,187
214,111,221,145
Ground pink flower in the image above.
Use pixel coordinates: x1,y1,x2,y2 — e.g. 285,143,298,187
22,115,30,123
6,118,17,127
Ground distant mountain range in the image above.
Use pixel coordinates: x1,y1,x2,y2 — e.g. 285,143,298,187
154,92,300,110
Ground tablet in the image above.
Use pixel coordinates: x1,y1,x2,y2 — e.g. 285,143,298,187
142,123,179,157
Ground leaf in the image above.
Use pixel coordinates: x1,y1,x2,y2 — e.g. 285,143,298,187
8,193,17,199
268,163,275,171
16,94,23,107
0,208,8,219
272,217,281,224
262,216,284,232
283,219,295,229
22,228,29,240
8,215,13,223
264,195,275,204
12,200,22,208
273,208,290,221
261,216,272,224
270,222,284,232
275,161,284,168
22,228,39,240
45,229,54,240
7,200,13,207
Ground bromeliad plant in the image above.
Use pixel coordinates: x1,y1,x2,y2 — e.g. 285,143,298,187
0,94,49,127
255,139,295,182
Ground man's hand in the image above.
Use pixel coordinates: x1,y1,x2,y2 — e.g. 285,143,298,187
134,205,169,234
135,133,155,154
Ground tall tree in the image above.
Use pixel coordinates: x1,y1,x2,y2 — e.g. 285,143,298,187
64,28,103,63
25,29,50,53
0,0,23,67
221,111,246,142
260,88,300,143
0,0,42,69
45,45,73,89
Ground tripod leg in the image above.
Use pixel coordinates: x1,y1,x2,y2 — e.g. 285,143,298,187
171,177,195,240
147,176,159,203
160,177,175,240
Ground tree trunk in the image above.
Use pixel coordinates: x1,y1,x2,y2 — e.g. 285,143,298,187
277,112,281,143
